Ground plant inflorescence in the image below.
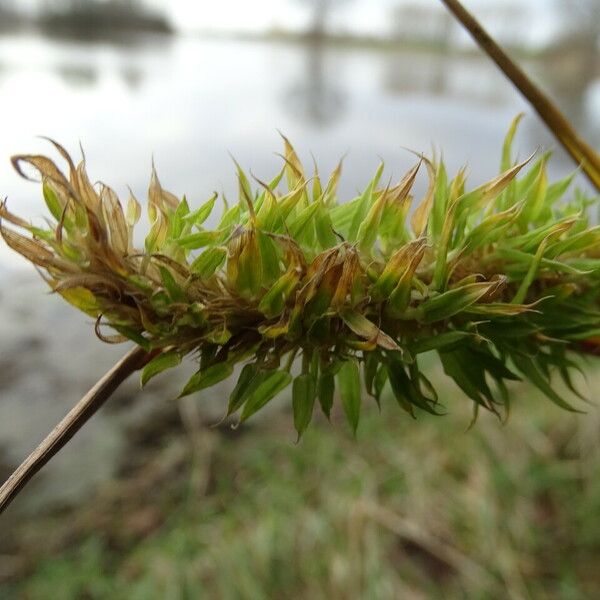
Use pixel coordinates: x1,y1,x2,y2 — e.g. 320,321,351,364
2,117,599,436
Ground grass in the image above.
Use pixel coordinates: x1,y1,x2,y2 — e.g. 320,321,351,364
4,362,600,599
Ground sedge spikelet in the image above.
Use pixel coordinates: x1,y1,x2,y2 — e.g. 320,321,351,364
2,118,600,436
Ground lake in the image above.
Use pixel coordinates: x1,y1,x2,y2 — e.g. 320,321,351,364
0,31,598,514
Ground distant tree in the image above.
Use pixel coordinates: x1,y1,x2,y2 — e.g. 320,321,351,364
557,0,600,48
0,0,21,26
297,0,352,40
38,0,172,35
0,0,13,14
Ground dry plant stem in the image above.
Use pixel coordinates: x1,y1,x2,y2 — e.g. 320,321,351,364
0,345,152,516
440,0,600,192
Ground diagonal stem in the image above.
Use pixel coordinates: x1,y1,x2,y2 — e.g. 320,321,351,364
0,345,154,515
440,0,600,192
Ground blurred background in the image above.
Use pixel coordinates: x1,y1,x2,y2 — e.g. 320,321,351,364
1,1,600,597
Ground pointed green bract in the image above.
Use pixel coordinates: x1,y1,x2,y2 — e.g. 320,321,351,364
179,362,234,398
190,247,227,278
240,370,292,422
292,373,316,440
141,350,181,387
317,372,335,419
420,282,497,323
184,192,217,227
337,359,361,434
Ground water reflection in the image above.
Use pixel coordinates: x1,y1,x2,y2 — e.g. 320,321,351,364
53,61,145,88
119,64,143,89
285,39,347,125
55,62,98,86
383,51,513,105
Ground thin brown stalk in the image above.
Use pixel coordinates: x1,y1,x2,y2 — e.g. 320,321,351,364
0,345,153,516
440,0,600,192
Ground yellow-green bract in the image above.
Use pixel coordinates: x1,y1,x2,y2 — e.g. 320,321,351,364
2,117,599,436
